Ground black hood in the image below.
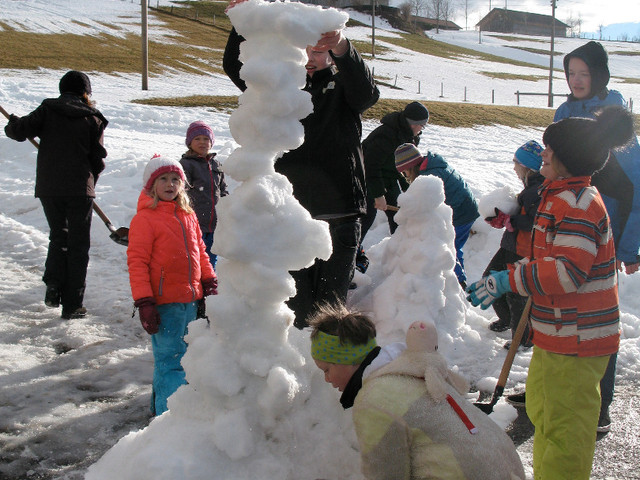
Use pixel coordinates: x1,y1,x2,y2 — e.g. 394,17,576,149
42,94,108,125
563,41,610,100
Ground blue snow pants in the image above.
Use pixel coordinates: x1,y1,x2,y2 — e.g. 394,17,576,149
150,301,198,415
453,221,473,285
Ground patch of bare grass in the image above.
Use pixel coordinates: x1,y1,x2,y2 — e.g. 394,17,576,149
506,46,563,57
480,71,547,82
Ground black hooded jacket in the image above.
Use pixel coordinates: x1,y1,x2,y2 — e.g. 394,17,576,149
362,111,418,199
4,93,108,198
223,28,379,218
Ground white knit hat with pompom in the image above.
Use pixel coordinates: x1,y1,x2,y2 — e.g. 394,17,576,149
142,154,186,193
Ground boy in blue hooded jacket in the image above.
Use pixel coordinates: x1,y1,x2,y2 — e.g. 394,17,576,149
554,40,640,433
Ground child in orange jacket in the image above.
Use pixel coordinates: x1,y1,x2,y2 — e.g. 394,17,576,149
467,106,634,479
127,155,218,415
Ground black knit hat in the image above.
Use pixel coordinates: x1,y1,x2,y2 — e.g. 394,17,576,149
543,106,634,177
563,41,610,99
59,70,92,96
403,101,429,125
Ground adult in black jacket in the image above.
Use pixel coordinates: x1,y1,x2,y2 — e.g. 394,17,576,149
356,102,428,272
224,24,379,328
4,71,108,319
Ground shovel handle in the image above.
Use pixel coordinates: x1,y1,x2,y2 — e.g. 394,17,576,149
92,202,116,233
496,297,532,387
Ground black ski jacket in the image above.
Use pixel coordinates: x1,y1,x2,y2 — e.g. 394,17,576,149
362,111,419,199
4,93,108,198
223,28,379,218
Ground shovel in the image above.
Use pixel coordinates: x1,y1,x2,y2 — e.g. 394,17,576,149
474,297,532,414
1,104,129,246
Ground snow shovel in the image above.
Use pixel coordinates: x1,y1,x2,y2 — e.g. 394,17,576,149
474,297,532,414
1,104,129,246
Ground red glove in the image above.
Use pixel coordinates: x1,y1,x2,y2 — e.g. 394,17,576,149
202,277,218,296
486,208,511,229
134,297,161,334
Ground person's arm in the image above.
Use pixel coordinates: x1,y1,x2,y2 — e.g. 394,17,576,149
3,104,45,142
219,172,229,197
593,152,639,267
611,149,640,270
510,208,602,296
127,214,156,301
89,118,107,183
509,184,542,233
362,127,393,200
329,35,379,114
223,27,247,92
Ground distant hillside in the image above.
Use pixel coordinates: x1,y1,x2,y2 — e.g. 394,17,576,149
583,22,640,42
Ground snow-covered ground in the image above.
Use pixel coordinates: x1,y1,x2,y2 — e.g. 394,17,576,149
0,1,639,479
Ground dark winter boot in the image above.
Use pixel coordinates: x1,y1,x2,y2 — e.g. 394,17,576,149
489,319,509,332
44,285,61,308
597,406,611,433
61,307,87,320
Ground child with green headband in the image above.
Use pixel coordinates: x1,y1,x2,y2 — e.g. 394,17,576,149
309,304,402,409
309,305,525,480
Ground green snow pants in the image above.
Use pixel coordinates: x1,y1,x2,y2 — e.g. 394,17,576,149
526,347,610,480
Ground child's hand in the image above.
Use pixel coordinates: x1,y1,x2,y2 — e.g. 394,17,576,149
485,208,511,230
465,271,512,309
202,277,218,296
134,297,161,334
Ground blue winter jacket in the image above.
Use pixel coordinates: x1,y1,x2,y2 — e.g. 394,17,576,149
554,90,640,263
418,153,479,227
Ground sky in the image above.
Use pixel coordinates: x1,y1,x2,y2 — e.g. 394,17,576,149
0,1,640,479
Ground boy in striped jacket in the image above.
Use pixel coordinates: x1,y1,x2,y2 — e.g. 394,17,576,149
467,106,634,480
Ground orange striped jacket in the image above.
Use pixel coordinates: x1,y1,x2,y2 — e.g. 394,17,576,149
509,177,620,357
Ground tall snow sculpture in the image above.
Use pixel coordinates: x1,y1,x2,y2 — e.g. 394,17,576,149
86,2,365,479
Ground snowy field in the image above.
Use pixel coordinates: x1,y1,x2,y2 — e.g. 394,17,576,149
0,1,639,479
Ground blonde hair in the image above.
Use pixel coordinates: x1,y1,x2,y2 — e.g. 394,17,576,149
148,178,194,214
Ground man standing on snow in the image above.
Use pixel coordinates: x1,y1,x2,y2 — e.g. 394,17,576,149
223,7,379,329
356,101,429,273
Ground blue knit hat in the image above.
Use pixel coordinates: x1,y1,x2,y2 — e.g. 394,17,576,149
514,140,543,171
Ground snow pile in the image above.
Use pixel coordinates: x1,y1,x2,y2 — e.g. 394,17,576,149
478,185,520,219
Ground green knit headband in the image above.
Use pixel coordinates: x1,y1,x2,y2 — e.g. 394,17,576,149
311,331,377,365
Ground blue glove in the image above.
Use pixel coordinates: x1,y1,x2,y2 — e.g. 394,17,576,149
466,270,512,310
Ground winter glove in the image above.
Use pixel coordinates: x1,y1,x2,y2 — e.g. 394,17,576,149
202,277,218,296
466,270,512,310
485,208,511,230
134,297,161,334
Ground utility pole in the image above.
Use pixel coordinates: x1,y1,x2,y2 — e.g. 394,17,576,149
371,0,376,58
142,0,149,90
548,0,557,107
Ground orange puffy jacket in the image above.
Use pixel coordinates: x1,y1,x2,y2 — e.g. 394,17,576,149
127,191,216,305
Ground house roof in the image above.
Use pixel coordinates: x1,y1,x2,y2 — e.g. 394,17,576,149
476,8,569,28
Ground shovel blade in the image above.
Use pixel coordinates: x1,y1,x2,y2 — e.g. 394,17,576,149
473,401,495,414
109,227,129,246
